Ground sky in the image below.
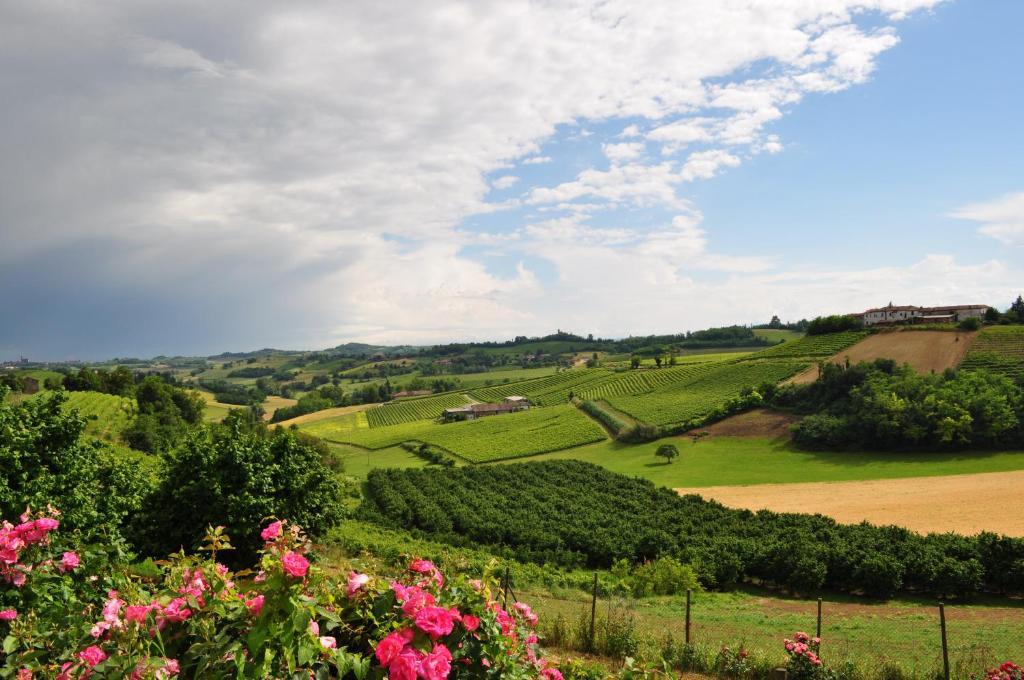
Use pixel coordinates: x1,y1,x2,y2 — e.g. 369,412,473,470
1,0,1022,360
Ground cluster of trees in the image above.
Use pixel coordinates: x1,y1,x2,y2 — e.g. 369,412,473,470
362,461,1024,599
773,360,1024,450
805,315,864,335
0,384,345,564
985,295,1024,324
269,381,393,422
121,376,206,454
62,365,138,395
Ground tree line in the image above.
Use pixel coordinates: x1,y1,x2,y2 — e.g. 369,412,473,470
361,461,1024,600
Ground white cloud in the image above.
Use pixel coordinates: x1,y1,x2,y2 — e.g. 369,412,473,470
680,150,741,182
602,142,645,163
950,192,1024,247
0,0,960,355
491,175,519,190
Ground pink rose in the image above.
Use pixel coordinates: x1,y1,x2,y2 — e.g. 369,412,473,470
461,613,480,632
409,559,436,574
59,551,80,572
0,608,17,621
16,669,32,680
347,571,370,597
319,636,337,649
244,594,265,617
375,629,413,666
33,518,59,533
78,645,107,667
414,606,457,639
399,586,436,617
420,644,452,680
541,669,564,680
162,597,192,623
281,551,309,579
159,658,180,677
389,649,423,680
125,605,152,624
260,520,283,542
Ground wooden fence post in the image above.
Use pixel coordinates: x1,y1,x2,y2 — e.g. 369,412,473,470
770,668,788,680
589,573,598,653
939,603,950,680
685,589,692,645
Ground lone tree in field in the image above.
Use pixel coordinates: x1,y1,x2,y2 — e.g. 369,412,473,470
655,443,679,464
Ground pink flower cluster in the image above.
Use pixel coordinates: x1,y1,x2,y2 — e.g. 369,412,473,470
986,662,1024,680
369,559,561,680
1,511,67,589
783,631,823,668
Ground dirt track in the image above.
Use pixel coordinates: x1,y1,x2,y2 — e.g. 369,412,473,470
789,330,977,384
677,470,1024,536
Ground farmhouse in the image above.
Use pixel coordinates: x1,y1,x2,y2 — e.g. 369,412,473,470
860,302,989,326
443,396,531,422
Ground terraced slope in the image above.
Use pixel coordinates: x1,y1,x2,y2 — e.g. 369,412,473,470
606,361,806,427
748,331,868,359
961,326,1024,382
305,404,606,463
366,393,471,428
469,369,615,406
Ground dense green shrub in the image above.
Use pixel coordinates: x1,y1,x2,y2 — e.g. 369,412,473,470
121,376,205,453
0,386,150,547
361,461,1024,599
782,360,1024,450
134,419,345,562
806,315,864,335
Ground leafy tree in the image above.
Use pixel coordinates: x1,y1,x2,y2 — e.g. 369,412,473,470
630,356,641,369
0,386,150,546
806,314,863,335
1012,295,1024,318
655,443,679,464
122,377,204,453
654,356,663,368
136,418,345,563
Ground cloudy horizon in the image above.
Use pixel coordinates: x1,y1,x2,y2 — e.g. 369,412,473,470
2,0,1022,361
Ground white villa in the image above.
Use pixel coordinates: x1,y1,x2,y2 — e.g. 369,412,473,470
859,302,989,326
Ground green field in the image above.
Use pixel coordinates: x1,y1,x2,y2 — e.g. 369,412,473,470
442,366,561,389
366,393,471,427
524,435,1024,487
961,325,1024,381
17,390,137,442
605,361,805,427
749,330,868,359
752,328,804,343
303,404,607,463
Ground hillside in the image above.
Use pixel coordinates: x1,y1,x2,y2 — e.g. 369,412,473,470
787,328,977,384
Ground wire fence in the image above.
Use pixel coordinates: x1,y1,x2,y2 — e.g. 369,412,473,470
507,573,1024,679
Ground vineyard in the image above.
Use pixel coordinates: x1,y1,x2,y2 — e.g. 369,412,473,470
748,330,868,359
574,363,723,401
306,404,607,462
36,390,135,442
365,392,471,427
361,461,1024,599
605,361,805,427
300,409,369,440
468,369,617,406
960,326,1024,381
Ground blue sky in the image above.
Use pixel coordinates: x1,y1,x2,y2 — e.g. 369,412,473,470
1,1,1022,359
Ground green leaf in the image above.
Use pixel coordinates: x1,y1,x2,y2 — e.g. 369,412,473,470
3,635,18,654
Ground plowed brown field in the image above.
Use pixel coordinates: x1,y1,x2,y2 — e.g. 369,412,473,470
789,329,976,384
677,470,1024,536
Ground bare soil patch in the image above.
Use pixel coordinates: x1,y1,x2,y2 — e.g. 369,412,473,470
274,403,373,427
788,330,977,385
676,470,1024,536
686,408,799,438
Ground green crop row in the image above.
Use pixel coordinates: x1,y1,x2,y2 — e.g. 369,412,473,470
366,393,471,428
961,326,1024,382
606,361,806,427
747,331,868,359
305,404,607,463
469,369,616,406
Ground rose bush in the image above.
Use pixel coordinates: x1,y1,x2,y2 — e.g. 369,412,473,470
783,631,823,680
0,512,564,679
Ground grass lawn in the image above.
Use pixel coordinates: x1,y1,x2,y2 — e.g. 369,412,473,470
525,585,1022,671
328,443,432,479
521,436,1024,487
